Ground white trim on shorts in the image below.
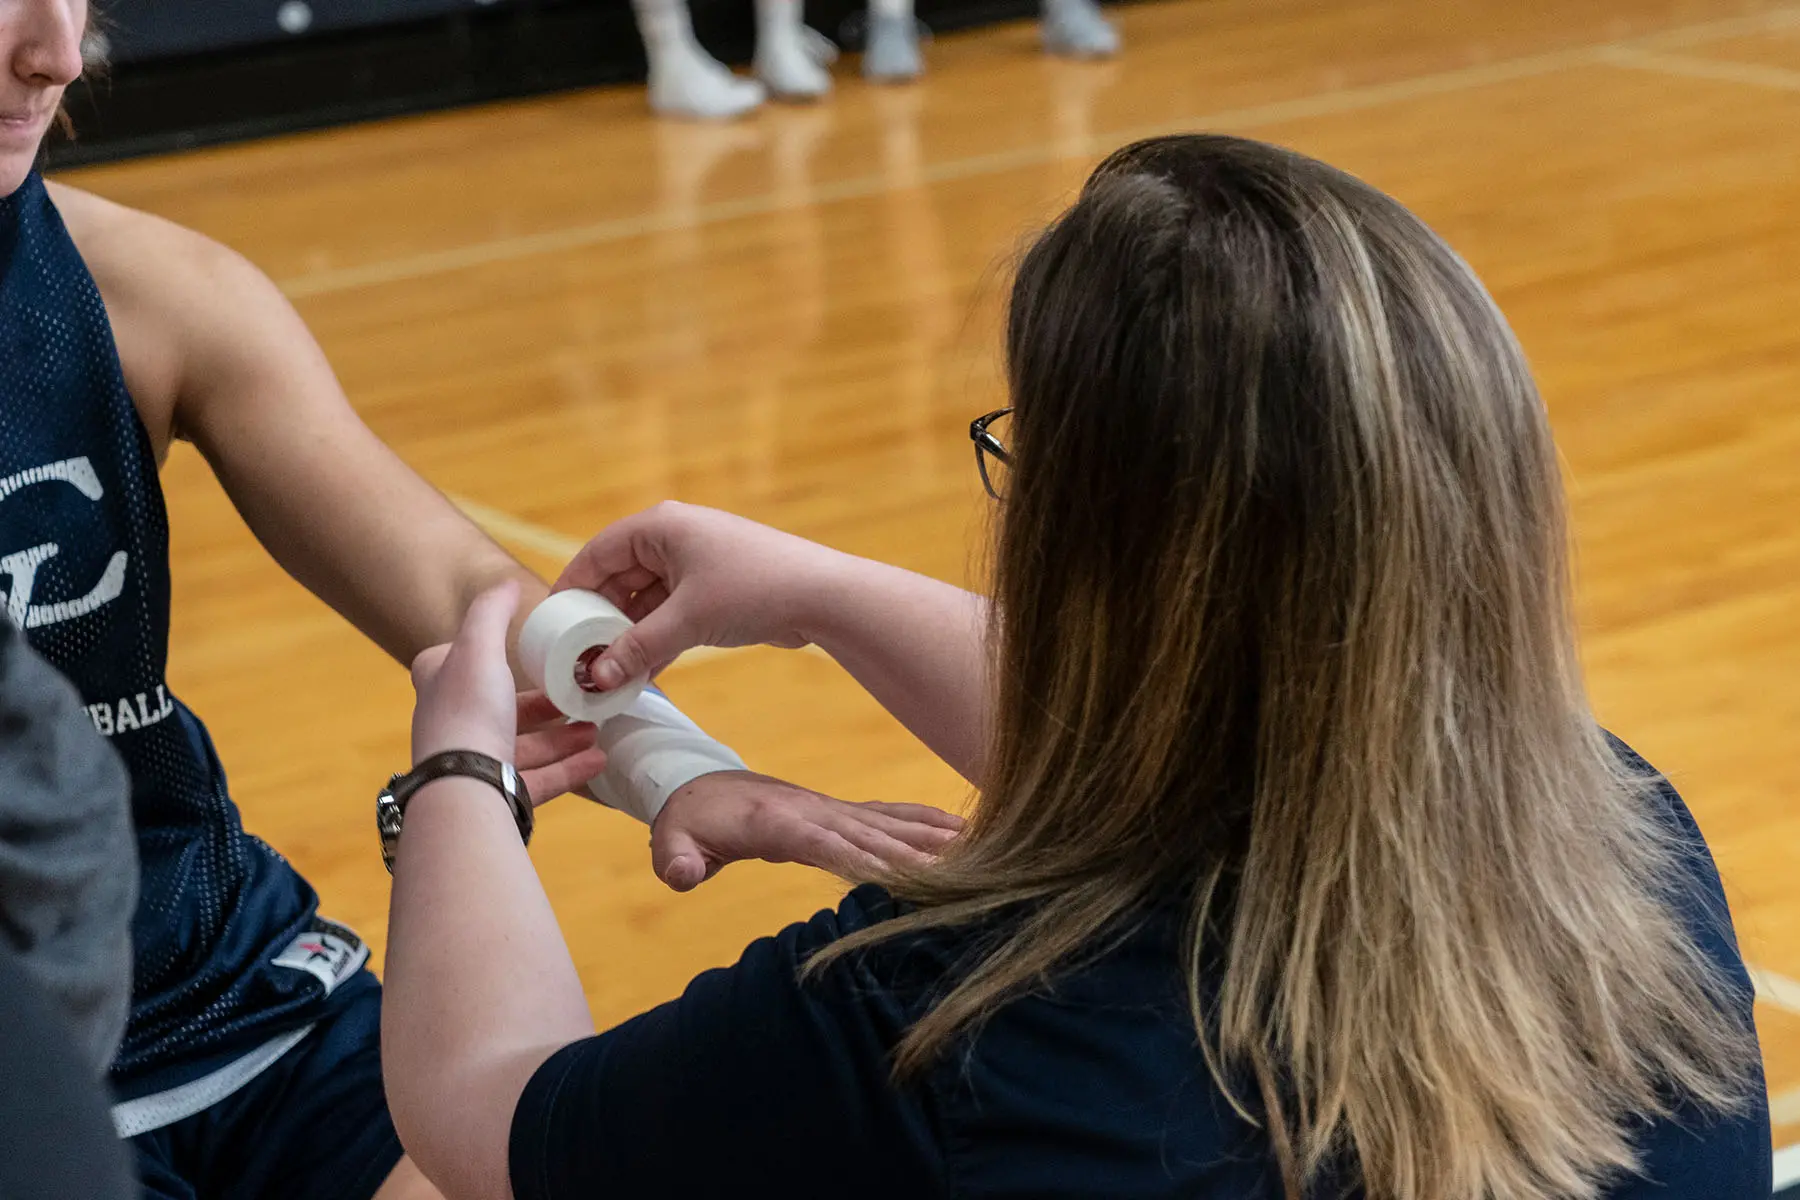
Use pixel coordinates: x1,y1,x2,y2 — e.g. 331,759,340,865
112,1024,317,1138
112,921,371,1138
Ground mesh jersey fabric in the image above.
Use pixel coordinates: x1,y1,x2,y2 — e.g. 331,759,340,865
0,171,350,1099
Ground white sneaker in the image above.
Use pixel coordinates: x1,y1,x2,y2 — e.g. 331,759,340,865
757,25,837,100
648,47,768,119
864,13,925,81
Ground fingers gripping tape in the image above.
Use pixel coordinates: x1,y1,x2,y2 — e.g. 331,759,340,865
588,690,748,824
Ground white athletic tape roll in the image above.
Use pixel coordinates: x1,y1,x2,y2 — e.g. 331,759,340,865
518,590,650,723
588,690,748,825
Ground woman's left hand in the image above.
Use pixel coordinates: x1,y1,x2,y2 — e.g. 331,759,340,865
410,581,610,800
648,773,965,891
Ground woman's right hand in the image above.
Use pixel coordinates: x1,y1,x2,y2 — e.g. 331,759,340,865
552,502,846,689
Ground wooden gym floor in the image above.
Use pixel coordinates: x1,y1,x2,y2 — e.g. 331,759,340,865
57,0,1800,1157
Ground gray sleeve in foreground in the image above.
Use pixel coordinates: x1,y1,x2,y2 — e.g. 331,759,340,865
0,622,137,1075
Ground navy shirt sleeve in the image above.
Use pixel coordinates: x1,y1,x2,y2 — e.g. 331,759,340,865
1602,736,1771,1198
509,886,946,1200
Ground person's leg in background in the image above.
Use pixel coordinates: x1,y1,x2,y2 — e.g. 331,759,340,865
754,0,836,100
861,0,1118,85
632,0,767,118
1040,0,1120,58
863,0,924,82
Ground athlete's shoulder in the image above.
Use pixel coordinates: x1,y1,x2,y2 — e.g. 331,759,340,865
42,181,299,453
43,182,280,328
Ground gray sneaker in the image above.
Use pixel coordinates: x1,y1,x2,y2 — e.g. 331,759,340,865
864,13,925,81
1042,0,1119,57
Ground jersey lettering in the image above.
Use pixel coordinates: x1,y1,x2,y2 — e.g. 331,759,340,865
0,456,130,629
84,686,175,739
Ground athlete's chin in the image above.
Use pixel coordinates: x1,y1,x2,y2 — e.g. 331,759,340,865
0,112,55,197
0,148,41,199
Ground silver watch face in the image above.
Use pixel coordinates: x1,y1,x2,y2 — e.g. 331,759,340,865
377,757,529,874
376,788,404,872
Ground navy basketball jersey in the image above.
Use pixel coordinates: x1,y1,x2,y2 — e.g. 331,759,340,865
0,173,365,1101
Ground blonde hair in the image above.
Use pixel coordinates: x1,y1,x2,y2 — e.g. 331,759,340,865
817,135,1756,1199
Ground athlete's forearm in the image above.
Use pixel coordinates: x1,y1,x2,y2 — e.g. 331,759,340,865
187,381,521,654
384,775,592,1200
218,446,546,683
149,218,756,822
147,216,546,682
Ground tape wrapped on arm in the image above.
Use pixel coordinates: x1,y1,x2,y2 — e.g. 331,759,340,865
586,689,748,825
517,589,746,824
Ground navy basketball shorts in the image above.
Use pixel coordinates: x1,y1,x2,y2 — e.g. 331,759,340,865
130,979,404,1200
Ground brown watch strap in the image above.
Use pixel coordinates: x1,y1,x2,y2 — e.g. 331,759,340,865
394,749,533,847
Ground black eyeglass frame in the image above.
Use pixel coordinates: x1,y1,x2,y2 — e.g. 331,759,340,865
970,407,1013,500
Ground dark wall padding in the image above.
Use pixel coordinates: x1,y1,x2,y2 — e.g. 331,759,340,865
97,0,514,64
56,0,1042,165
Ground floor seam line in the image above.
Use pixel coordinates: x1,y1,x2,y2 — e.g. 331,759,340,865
271,4,1800,300
1596,45,1800,91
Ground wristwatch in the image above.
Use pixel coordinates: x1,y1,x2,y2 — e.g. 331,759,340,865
377,749,533,874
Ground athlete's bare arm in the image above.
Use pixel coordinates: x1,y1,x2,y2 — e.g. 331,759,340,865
42,182,965,901
46,181,547,669
44,177,468,1200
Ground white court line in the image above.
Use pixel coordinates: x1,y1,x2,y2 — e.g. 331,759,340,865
1755,965,1800,1179
1773,1086,1800,1128
450,493,585,560
273,4,1800,301
1777,1142,1800,1190
1597,45,1800,91
1755,965,1800,1016
1632,4,1800,51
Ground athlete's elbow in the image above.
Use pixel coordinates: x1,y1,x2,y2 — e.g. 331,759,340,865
379,1042,494,1198
386,1041,545,1200
391,1106,514,1200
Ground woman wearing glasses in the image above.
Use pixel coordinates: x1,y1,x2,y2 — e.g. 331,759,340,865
378,135,1769,1200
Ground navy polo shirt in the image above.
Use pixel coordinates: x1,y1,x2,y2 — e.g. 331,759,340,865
510,749,1769,1199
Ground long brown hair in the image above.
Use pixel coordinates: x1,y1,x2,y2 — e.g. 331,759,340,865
818,135,1757,1199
